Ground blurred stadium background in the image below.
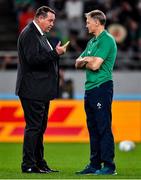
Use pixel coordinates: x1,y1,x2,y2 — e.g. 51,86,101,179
0,0,141,178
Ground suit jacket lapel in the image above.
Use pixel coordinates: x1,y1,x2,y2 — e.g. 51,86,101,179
29,22,58,72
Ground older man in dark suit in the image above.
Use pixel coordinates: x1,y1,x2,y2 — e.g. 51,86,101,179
16,6,69,173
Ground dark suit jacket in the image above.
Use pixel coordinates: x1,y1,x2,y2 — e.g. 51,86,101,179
16,22,60,102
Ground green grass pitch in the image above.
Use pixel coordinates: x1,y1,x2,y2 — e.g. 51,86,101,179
0,143,141,179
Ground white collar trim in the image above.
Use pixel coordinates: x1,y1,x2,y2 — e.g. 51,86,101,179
33,20,44,36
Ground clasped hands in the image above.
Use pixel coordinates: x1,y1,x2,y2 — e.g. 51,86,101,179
55,41,70,55
75,57,93,68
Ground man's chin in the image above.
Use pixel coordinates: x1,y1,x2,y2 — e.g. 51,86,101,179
45,28,51,32
88,30,92,34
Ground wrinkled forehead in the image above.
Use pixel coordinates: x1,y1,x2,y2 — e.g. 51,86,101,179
86,16,96,23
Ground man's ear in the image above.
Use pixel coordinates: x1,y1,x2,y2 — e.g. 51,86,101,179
95,19,99,26
38,15,44,22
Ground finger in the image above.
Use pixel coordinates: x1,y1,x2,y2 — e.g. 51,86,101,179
83,57,87,61
57,41,61,47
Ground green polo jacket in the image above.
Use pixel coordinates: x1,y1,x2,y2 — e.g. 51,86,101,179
80,30,117,90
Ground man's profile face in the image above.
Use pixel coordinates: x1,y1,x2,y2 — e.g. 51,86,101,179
39,12,55,32
86,16,99,34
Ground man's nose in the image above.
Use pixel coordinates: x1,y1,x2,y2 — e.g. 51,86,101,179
51,22,54,26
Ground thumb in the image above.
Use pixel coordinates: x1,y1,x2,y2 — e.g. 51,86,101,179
62,41,70,48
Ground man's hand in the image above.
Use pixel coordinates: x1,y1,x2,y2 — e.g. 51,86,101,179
55,41,70,55
75,57,87,69
84,56,104,71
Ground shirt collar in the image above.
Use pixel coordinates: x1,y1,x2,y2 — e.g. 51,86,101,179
33,20,44,36
96,30,106,40
92,30,106,42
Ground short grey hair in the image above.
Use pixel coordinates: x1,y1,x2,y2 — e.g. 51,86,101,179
85,10,106,25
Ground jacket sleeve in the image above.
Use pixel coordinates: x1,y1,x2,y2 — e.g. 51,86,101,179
20,30,60,66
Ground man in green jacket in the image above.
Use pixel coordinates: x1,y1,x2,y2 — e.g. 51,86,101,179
75,10,117,175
